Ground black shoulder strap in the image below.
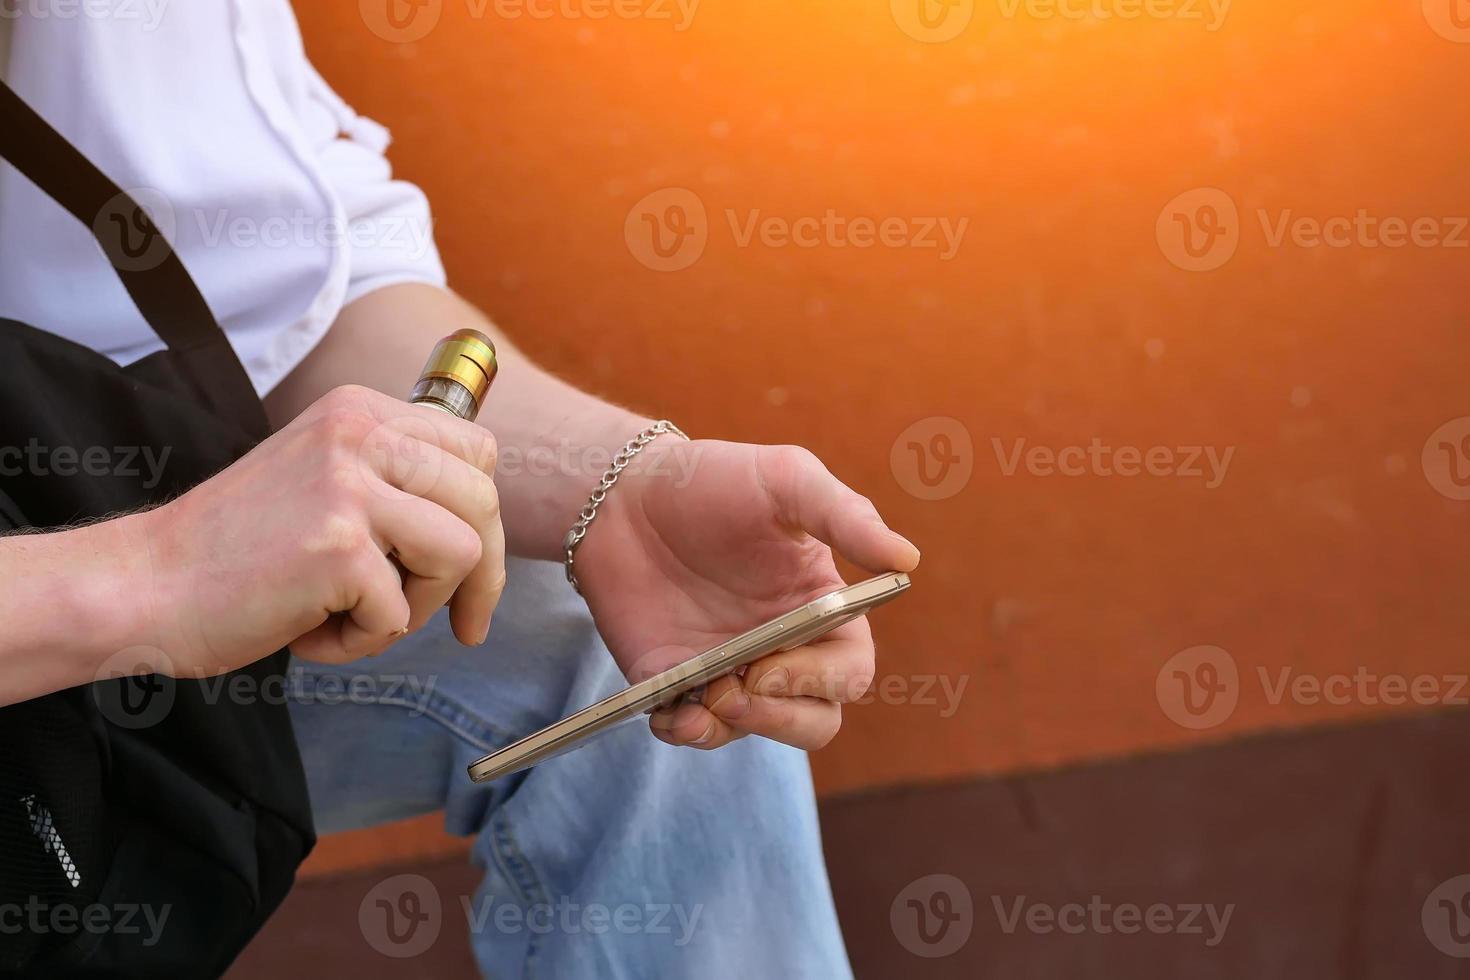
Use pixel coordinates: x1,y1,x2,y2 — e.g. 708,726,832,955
0,81,219,354
0,79,270,436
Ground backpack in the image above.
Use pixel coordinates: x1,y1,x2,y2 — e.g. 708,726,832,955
0,80,315,978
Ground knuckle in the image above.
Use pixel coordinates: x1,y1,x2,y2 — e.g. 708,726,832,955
324,383,374,408
305,511,370,561
451,522,484,570
761,696,799,731
447,425,497,475
843,651,877,701
777,444,821,473
483,564,509,598
350,540,391,575
472,472,502,524
311,405,373,456
474,430,499,474
318,462,368,510
314,385,367,421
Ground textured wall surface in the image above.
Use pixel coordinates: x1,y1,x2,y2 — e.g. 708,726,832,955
292,1,1470,810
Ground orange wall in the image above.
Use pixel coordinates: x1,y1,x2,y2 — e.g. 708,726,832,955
296,0,1470,800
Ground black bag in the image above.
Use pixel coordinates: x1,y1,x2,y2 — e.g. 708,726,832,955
0,82,315,976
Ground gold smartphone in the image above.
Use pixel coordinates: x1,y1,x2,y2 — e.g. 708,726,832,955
466,571,912,783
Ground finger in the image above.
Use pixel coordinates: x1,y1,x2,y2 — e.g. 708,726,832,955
367,489,482,634
649,690,745,751
291,548,411,664
449,503,506,647
651,672,845,751
360,390,499,477
718,692,843,751
763,446,920,573
372,437,505,645
742,617,876,704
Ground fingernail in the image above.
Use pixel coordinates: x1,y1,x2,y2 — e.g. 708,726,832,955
691,721,717,745
751,667,790,697
650,707,676,731
707,686,751,720
887,530,921,564
477,618,491,646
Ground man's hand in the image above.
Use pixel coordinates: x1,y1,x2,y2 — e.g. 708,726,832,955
261,285,917,754
140,385,505,676
573,439,920,751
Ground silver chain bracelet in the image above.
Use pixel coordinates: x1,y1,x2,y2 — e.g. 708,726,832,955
563,420,690,594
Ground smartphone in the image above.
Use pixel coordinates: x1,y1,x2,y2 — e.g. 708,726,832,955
466,571,912,783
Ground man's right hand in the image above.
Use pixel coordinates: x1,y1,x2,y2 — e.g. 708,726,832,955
138,384,504,677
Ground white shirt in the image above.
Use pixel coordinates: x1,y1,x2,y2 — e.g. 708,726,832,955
0,3,446,395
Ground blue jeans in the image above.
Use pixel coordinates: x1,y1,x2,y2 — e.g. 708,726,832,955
287,557,853,979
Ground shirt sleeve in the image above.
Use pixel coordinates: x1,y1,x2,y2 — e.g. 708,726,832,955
298,65,447,306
